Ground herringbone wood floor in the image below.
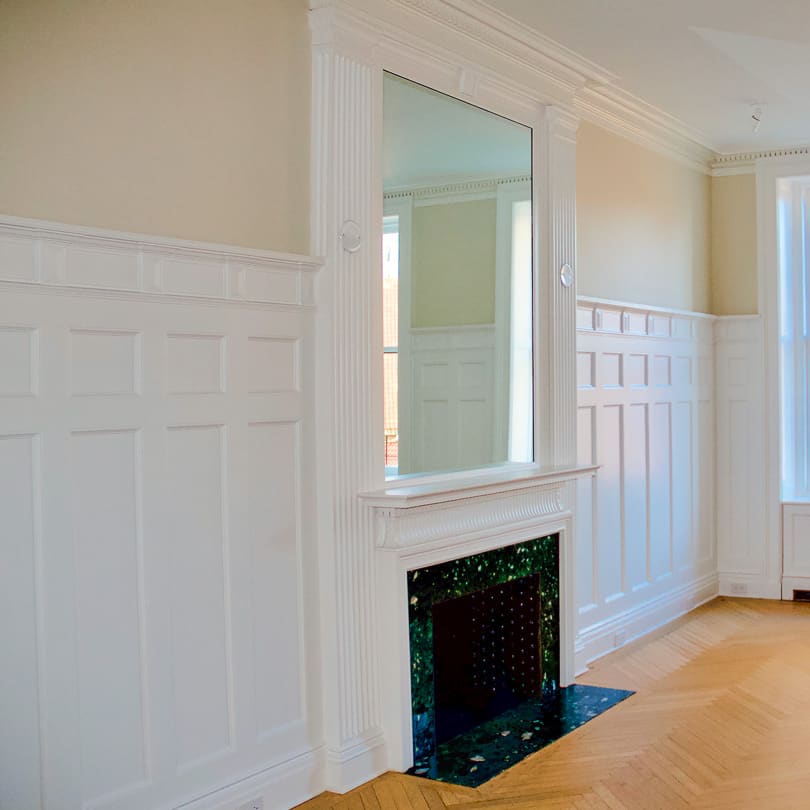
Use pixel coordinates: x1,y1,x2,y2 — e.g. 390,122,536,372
296,597,810,809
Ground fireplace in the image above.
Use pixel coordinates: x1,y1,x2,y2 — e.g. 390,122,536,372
365,469,603,786
404,533,632,786
407,536,559,771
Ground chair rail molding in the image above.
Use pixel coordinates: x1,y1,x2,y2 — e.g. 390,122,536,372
310,0,579,792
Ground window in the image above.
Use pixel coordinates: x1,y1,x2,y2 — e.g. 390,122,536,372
778,176,810,499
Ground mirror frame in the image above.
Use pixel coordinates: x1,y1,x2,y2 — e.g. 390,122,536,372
372,61,572,489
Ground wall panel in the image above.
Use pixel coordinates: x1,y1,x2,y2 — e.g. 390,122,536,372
575,299,717,670
715,316,773,596
0,433,42,810
71,429,148,802
0,217,321,810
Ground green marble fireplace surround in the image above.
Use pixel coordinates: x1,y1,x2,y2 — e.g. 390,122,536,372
406,534,633,787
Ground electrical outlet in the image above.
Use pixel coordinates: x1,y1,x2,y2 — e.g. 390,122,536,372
236,798,263,810
729,582,748,596
613,630,626,648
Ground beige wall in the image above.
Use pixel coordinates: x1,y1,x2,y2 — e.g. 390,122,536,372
0,0,310,254
711,173,758,315
411,199,497,327
576,122,712,313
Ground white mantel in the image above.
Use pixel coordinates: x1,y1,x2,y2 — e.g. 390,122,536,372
362,465,596,550
310,0,581,793
366,465,593,771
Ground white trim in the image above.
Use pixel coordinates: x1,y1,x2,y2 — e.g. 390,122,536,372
0,215,322,307
0,214,321,269
577,295,715,323
782,576,810,600
574,572,719,674
575,83,716,176
757,156,810,604
362,463,595,510
712,146,810,177
319,0,810,177
384,174,531,206
376,505,577,771
173,747,325,810
310,0,579,790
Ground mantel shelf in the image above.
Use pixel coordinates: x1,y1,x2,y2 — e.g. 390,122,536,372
359,464,598,510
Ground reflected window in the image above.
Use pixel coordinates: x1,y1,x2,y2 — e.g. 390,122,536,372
383,215,400,473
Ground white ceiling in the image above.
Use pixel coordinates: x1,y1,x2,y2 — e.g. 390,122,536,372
489,0,810,153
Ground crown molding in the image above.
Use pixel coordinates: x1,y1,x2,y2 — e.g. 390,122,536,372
711,146,810,177
393,0,617,89
575,83,716,175
312,0,617,95
313,0,810,177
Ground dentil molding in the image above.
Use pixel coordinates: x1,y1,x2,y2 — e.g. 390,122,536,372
711,146,810,176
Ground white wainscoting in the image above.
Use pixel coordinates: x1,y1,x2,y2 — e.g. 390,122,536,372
714,316,778,598
574,298,718,671
0,217,323,810
782,503,810,598
404,326,496,474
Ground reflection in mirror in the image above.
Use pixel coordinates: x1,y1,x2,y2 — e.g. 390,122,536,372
382,73,534,478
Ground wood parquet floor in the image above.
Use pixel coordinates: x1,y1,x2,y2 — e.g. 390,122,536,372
296,597,810,809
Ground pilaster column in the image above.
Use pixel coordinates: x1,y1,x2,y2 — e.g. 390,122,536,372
310,4,387,792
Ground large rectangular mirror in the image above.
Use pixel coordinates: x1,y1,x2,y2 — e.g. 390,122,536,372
382,73,534,478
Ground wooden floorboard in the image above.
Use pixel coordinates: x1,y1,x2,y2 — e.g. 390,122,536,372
296,598,810,809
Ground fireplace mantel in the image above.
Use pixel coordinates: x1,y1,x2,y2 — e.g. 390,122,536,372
372,466,581,771
361,464,596,551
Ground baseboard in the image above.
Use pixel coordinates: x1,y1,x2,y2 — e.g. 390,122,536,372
574,571,719,674
175,745,325,810
718,572,782,600
323,730,388,794
781,576,810,600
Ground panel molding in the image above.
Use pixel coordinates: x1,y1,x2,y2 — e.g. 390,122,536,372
575,299,718,671
0,215,321,307
714,314,777,598
0,275,318,810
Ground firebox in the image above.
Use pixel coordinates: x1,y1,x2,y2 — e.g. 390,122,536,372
407,535,559,768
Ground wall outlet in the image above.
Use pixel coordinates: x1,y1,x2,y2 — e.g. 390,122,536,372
729,582,748,596
236,798,263,810
613,630,626,648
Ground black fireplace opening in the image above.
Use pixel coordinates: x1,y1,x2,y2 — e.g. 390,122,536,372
433,574,542,744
